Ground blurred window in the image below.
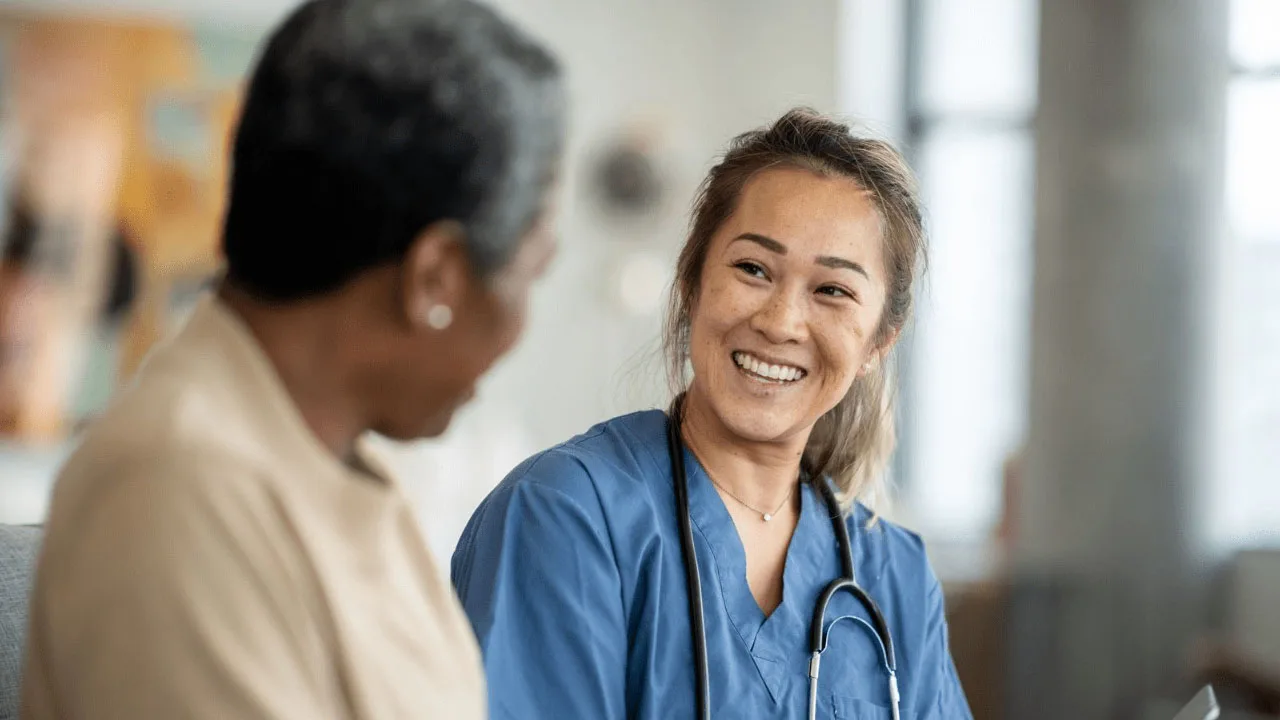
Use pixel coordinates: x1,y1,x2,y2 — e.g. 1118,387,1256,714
1210,5,1280,549
902,0,1280,549
899,0,1038,541
1230,0,1280,72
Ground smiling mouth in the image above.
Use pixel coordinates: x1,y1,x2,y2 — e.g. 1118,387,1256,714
732,351,807,384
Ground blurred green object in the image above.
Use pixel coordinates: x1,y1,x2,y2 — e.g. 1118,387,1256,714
192,24,262,83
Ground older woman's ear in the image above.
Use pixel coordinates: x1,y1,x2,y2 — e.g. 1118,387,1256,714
401,220,469,331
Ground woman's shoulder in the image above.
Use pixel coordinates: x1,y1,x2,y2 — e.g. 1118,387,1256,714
844,502,939,592
452,410,670,579
452,412,671,607
845,502,925,548
489,408,671,508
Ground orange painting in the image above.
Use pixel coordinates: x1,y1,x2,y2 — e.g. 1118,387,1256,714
0,11,248,442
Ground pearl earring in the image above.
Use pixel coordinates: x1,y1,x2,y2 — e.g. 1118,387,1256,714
425,304,453,330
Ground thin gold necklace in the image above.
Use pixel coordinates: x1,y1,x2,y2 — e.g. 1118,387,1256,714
707,475,796,522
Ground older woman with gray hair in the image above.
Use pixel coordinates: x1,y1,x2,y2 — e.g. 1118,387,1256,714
21,0,565,717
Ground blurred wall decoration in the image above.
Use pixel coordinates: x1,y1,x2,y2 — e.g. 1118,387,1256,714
588,130,667,221
0,10,249,444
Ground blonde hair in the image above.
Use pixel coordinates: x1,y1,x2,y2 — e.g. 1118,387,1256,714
663,108,925,511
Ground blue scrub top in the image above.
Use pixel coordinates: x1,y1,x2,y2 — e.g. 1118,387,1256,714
452,410,972,719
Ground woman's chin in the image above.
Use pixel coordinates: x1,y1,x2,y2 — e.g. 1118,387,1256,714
689,375,816,445
714,403,808,445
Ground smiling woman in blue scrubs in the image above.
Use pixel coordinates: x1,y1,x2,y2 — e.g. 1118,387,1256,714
452,109,973,719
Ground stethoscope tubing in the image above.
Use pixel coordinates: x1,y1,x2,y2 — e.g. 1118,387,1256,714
667,399,898,719
667,406,712,719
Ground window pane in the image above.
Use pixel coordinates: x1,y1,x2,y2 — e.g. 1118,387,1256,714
917,0,1039,118
1210,77,1280,550
1231,0,1280,70
1226,79,1280,241
906,127,1035,540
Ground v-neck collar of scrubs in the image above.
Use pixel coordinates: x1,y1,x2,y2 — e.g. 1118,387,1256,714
677,442,859,704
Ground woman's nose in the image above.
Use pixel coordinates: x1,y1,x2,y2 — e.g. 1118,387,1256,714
748,288,807,344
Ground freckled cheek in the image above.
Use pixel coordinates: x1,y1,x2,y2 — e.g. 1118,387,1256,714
697,283,754,337
813,324,871,384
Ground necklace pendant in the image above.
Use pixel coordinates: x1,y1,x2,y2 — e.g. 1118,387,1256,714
762,513,772,522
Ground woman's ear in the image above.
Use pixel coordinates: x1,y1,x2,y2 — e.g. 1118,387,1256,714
877,327,901,357
860,327,901,377
401,220,470,331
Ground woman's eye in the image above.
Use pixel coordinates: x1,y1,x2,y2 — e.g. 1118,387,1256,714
734,261,768,279
817,285,855,301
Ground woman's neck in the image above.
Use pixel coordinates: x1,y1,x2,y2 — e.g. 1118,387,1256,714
218,284,370,461
679,384,808,513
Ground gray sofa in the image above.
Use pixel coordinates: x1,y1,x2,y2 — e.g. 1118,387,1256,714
0,525,40,720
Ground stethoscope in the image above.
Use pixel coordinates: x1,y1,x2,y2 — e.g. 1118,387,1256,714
666,398,900,720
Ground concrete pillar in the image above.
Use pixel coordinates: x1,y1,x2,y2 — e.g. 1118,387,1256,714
1008,1,1229,718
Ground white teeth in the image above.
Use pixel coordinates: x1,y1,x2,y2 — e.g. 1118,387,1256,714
733,352,804,383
